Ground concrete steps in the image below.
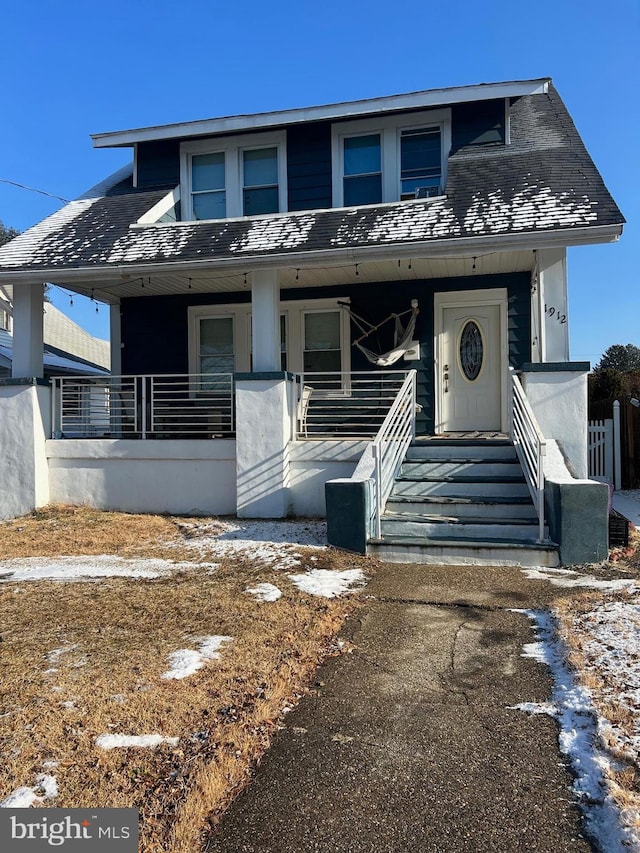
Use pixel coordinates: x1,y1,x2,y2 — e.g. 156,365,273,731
368,437,559,567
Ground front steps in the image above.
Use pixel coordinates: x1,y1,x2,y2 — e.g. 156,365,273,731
368,438,559,567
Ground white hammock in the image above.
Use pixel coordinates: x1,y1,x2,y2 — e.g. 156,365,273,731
340,300,419,367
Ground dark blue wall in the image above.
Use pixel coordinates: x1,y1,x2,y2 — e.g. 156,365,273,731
133,100,506,199
120,272,530,434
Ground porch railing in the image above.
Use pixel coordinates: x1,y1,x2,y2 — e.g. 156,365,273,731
509,368,546,542
370,370,418,538
292,370,411,440
51,374,235,439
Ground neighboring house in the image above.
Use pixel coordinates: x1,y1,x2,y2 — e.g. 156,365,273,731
0,78,624,565
0,296,109,378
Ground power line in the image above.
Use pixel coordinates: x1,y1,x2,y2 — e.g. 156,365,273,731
0,178,69,204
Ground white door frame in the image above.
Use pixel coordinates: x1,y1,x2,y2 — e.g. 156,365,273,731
434,287,509,434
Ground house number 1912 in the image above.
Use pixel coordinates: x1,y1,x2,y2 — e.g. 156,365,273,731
545,305,567,324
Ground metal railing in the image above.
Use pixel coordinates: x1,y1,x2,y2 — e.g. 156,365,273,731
370,370,418,538
509,368,546,542
292,370,411,439
51,374,234,439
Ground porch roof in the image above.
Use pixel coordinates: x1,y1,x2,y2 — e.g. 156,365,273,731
0,86,624,294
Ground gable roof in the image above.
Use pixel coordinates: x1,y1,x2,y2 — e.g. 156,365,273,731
0,83,624,291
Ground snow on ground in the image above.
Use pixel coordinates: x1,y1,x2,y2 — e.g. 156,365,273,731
95,734,179,750
161,636,232,680
179,519,326,568
522,566,637,591
0,774,58,808
245,582,283,602
288,568,367,598
613,490,640,528
511,608,639,851
0,555,215,582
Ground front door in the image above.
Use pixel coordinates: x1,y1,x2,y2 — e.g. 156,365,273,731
438,300,504,433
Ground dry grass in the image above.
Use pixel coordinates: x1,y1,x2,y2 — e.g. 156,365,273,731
0,506,370,852
554,529,640,833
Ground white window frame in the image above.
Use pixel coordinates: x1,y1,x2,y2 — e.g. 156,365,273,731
188,297,350,383
180,130,287,221
331,109,451,208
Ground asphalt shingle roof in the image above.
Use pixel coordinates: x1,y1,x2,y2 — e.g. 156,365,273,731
0,86,624,276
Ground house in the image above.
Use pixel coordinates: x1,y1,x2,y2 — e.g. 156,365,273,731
0,78,624,564
0,292,110,378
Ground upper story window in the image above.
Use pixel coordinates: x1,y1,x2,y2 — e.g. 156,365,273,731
180,131,286,221
331,109,451,208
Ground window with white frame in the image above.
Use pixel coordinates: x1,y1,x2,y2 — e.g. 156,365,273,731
181,131,287,221
188,298,350,379
332,109,451,208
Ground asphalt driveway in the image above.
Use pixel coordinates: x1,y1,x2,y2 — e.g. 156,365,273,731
206,563,592,853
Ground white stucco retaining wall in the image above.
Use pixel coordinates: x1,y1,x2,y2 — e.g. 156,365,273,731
47,439,237,516
0,382,51,519
288,439,369,516
521,368,589,479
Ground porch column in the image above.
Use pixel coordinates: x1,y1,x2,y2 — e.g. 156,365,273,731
537,249,569,363
12,283,44,378
110,303,122,375
251,269,280,372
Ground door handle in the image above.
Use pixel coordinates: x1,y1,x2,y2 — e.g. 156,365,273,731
443,371,449,393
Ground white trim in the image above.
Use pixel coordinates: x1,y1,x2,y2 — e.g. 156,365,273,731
331,110,451,207
434,288,508,433
136,186,181,224
187,296,350,378
132,143,138,188
180,131,287,221
504,99,511,146
92,79,550,148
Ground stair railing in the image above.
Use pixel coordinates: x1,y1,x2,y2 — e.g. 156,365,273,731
371,370,418,539
509,368,546,542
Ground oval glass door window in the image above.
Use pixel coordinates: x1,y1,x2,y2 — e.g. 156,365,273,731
459,320,484,380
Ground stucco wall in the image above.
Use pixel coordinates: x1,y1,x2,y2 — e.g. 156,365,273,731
521,367,589,479
0,382,50,519
47,439,237,516
288,439,369,516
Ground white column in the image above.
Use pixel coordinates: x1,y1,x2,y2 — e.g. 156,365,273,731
235,376,293,518
110,303,122,375
251,269,280,372
12,283,44,378
537,248,569,363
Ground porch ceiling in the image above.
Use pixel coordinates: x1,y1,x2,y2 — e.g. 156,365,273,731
47,250,535,305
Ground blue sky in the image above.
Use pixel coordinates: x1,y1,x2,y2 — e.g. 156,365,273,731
1,0,637,365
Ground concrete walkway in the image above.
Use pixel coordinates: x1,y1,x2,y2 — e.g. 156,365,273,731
206,564,592,853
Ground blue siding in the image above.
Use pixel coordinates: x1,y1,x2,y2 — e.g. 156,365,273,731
120,273,530,433
136,140,181,189
451,99,505,149
286,123,333,211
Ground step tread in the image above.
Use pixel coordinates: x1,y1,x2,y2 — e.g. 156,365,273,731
387,494,533,505
396,474,526,483
373,535,557,550
382,513,538,526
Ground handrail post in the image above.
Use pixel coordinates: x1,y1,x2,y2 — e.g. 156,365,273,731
613,400,621,491
372,443,382,539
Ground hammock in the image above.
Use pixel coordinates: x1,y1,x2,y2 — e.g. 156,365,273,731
339,300,419,367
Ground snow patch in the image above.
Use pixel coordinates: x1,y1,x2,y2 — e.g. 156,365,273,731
161,635,232,680
288,568,367,598
512,608,637,851
521,566,636,591
0,774,58,808
0,555,212,582
245,583,283,602
95,734,179,750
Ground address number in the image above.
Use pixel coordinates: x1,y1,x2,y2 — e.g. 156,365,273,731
545,305,567,324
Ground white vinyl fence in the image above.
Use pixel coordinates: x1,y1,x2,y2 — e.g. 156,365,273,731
588,401,621,489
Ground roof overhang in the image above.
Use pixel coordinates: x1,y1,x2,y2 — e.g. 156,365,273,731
0,222,621,302
92,79,550,149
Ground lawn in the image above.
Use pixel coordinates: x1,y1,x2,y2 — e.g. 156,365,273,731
0,507,370,852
